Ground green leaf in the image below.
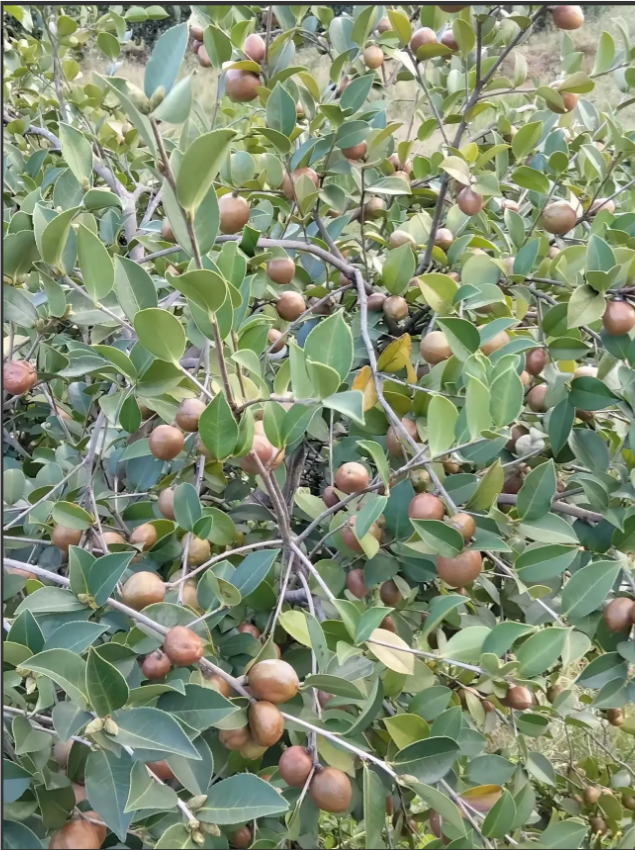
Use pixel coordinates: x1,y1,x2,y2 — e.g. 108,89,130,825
76,224,114,301
323,390,365,425
114,256,158,321
51,500,93,530
421,595,466,638
58,123,92,187
367,628,415,675
512,166,550,194
549,399,575,455
542,819,589,850
427,394,458,457
466,377,492,439
15,586,85,616
41,207,80,271
364,765,387,850
125,759,178,812
340,74,374,113
166,268,227,314
231,549,278,598
569,376,618,411
303,674,364,700
567,285,605,329
203,25,232,67
482,789,517,839
382,243,416,295
97,31,121,60
490,368,523,428
518,513,579,545
87,552,135,606
3,283,38,328
453,17,476,57
436,318,481,360
20,649,88,705
86,646,129,717
593,31,616,75
2,821,45,849
384,714,430,749
199,392,238,460
176,129,235,214
304,312,354,382
512,121,543,160
152,75,193,124
409,519,464,558
392,736,460,784
351,5,376,46
113,707,202,759
134,308,185,363
387,9,412,45
85,749,134,841
3,760,34,804
173,482,202,532
562,560,621,619
516,628,568,677
468,458,504,511
43,621,109,653
516,461,557,522
266,83,296,137
12,715,51,754
144,22,188,98
358,440,391,490
158,684,235,731
197,773,290,824
515,545,578,583
167,736,214,796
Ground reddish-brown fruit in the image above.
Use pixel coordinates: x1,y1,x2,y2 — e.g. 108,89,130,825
383,295,409,322
387,418,419,456
149,425,184,461
380,579,403,606
481,330,509,356
185,536,211,567
504,686,534,711
310,767,352,813
197,44,212,67
552,5,584,30
206,673,232,697
267,328,285,353
276,291,306,321
607,708,624,727
102,530,126,548
267,257,296,284
147,760,175,781
335,462,370,494
225,69,260,102
317,690,334,708
525,348,548,376
142,649,171,680
409,493,445,521
249,700,285,747
363,45,384,68
248,659,299,703
603,597,635,633
367,293,387,311
434,228,454,250
420,331,452,365
282,167,319,200
163,626,205,666
457,186,484,216
381,615,396,632
121,571,165,610
440,29,459,51
448,513,476,541
219,193,251,234
548,88,579,114
603,301,635,336
503,473,524,495
506,425,528,452
589,816,608,835
279,746,314,787
388,154,413,174
189,25,204,41
323,486,342,509
436,550,483,587
175,398,206,432
49,820,104,849
342,141,368,160
341,516,382,553
542,201,577,235
346,568,368,598
583,785,601,806
219,726,251,750
130,523,157,552
161,219,175,242
158,489,175,520
52,525,82,552
238,622,261,639
3,360,37,395
527,384,549,413
240,433,283,474
410,27,437,52
546,683,564,703
364,197,386,219
388,229,416,250
244,33,266,62
229,826,253,849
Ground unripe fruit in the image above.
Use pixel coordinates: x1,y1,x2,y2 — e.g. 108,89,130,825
52,525,82,552
548,87,579,114
225,69,260,102
367,293,386,311
504,685,533,711
457,186,484,216
219,726,251,750
409,493,445,521
130,523,157,551
589,198,616,215
502,198,520,212
525,348,548,376
607,708,624,727
267,257,295,285
383,295,409,321
3,360,37,395
163,626,205,666
603,301,635,336
420,331,452,365
481,330,509,356
219,193,251,234
387,418,419,456
240,433,283,474
185,536,211,567
147,760,175,781
527,384,549,413
122,571,165,610
310,767,352,813
342,141,367,160
244,33,266,62
341,516,382,553
102,531,126,548
267,328,285,353
49,820,103,850
346,568,368,598
388,154,413,174
603,597,635,632
380,579,403,606
410,27,437,53
363,45,384,69
583,785,601,806
434,228,454,250
440,30,459,51
436,550,483,587
364,197,386,219
142,649,171,680
542,201,577,235
388,230,416,250
282,167,319,200
240,739,268,760
552,5,584,30
410,468,431,492
276,291,306,321
335,462,370,494
448,512,476,541
149,425,184,461
238,622,261,639
161,219,175,242
175,398,206,432
248,659,299,703
249,700,285,747
158,489,175,520
229,826,252,849
548,245,561,259
279,746,313,787
323,486,341,509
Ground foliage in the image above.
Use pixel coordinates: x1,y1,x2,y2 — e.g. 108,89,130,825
3,3,635,849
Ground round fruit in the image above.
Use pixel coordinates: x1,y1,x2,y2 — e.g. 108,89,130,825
158,489,175,520
583,785,601,806
267,328,285,353
589,816,608,835
520,371,531,386
548,87,579,114
279,746,313,787
229,826,252,849
434,228,454,250
175,398,206,432
552,5,584,30
310,767,352,813
206,673,232,697
189,25,204,41
341,516,382,553
589,197,616,215
503,473,524,495
504,686,533,710
49,820,103,849
527,384,549,413
603,301,635,336
546,684,564,703
3,360,37,395
248,659,299,703
52,525,82,552
436,550,483,587
240,433,282,474
506,424,528,452
440,29,459,51
276,291,306,321
367,292,386,311
149,425,184,461
185,536,211,567
346,568,368,598
53,740,73,767
410,27,437,52
244,32,266,62
542,201,577,235
147,760,175,781
380,579,403,606
420,331,452,365
249,700,285,747
130,523,157,551
363,45,384,68
377,16,392,33
342,141,367,160
481,331,509,356
182,581,202,614
238,622,261,639
383,295,409,321
335,462,370,494
622,793,635,811
219,193,251,234
388,230,416,250
409,493,445,521
323,486,341,509
163,626,205,666
387,418,419,456
267,257,295,284
240,739,268,760
607,708,624,726
142,649,171,680
197,44,212,67
282,167,319,200
448,512,476,541
457,186,484,215
225,69,260,102
603,597,635,632
102,530,126,548
525,348,548,376
161,219,175,242
364,197,386,219
219,726,251,750
381,615,396,632
122,571,165,610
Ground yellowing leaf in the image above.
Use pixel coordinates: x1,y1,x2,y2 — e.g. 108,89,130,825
459,785,504,813
352,365,378,411
376,334,412,373
278,610,312,647
418,274,459,314
367,628,415,675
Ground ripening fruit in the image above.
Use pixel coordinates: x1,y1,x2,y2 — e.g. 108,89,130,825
244,32,266,62
197,44,212,67
3,360,37,395
381,615,396,632
583,785,601,806
434,228,454,250
229,826,252,849
238,622,261,639
607,708,624,727
388,154,413,174
589,816,608,836
506,425,528,452
603,301,635,336
225,69,260,102
121,571,165,610
142,649,171,680
53,739,73,767
436,550,483,587
267,257,296,284
52,525,82,552
589,197,616,215
158,489,175,520
420,331,452,365
219,193,251,234
409,493,445,521
542,201,577,235
189,25,204,41
240,739,268,760
548,87,579,114
276,291,306,321
191,39,202,55
367,292,386,311
440,29,459,51
147,760,175,781
410,27,437,52
388,230,416,250
387,418,419,456
279,746,313,787
149,425,184,461
546,683,564,703
335,462,370,494
130,523,157,551
282,166,319,200
219,726,251,750
175,398,206,432
206,673,232,697
481,330,509,356
249,701,285,747
380,579,403,605
48,820,104,850
323,486,341,509
248,659,299,703
525,348,548,376
342,141,367,160
102,530,126,548
603,597,635,632
346,568,368,598
240,433,282,474
457,186,484,215
383,295,409,321
363,45,384,68
448,512,476,541
185,536,211,567
377,16,392,33
504,685,533,711
310,767,352,813
267,328,285,353
364,197,386,219
163,626,205,666
161,219,175,242
527,384,549,413
341,516,382,553
552,5,584,30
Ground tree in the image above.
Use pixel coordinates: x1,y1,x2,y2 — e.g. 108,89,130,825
3,3,635,848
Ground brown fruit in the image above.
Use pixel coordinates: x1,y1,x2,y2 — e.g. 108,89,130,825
175,398,206,432
163,626,204,667
142,649,171,680
267,328,285,353
589,816,608,835
3,360,37,395
206,673,232,697
248,659,299,703
367,292,386,311
282,167,319,200
364,197,386,219
546,683,564,703
197,44,212,67
130,523,157,552
383,295,409,322
238,622,261,639
279,746,313,787
219,726,251,751
603,301,635,336
52,525,82,552
481,330,509,356
542,201,577,235
436,550,483,588
122,571,165,610
589,197,616,215
410,27,437,53
149,425,184,461
323,486,341,509
219,193,251,234
276,291,306,321
267,257,295,284
408,493,445,521
440,29,459,51
552,5,584,30
380,579,403,606
622,793,635,811
503,473,524,495
504,685,533,711
506,425,528,452
182,580,202,614
583,785,601,806
147,760,175,781
240,434,283,474
158,489,175,520
448,512,476,541
185,536,211,567
388,154,413,174
381,615,396,632
434,228,454,250
189,25,204,41
607,708,624,727
346,568,368,598
548,87,579,114
310,766,352,813
502,198,520,213
161,219,175,242
335,462,370,494
341,516,382,553
387,418,419,456
527,384,549,413
249,700,285,747
388,229,416,250
229,826,252,849
102,530,126,548
48,820,103,850
457,186,484,216
525,348,548,376
317,690,333,709
244,32,266,62
363,45,384,69
342,140,367,161
603,597,635,632
420,331,452,364
225,69,260,102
